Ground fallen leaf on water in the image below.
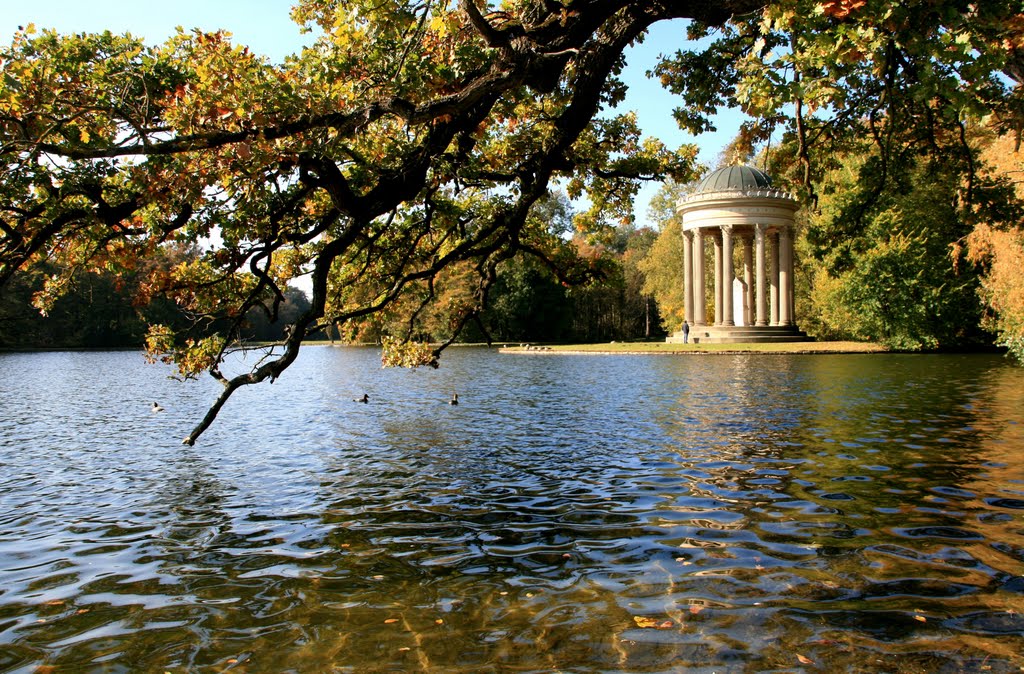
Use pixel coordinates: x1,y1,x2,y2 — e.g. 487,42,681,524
633,616,660,629
914,615,927,622
689,604,704,615
44,600,64,606
435,619,444,624
384,618,399,624
657,620,674,629
797,654,814,665
398,647,411,652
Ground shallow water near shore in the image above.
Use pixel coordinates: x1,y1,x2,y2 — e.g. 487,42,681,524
0,347,1023,672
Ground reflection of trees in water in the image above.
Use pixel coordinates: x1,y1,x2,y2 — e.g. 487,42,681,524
792,355,1023,541
958,362,1024,587
962,359,1024,465
650,354,1024,635
661,355,1020,510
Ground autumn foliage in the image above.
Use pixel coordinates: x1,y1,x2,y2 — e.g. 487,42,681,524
1,0,763,443
967,133,1024,360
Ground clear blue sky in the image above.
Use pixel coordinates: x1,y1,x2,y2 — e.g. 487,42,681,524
0,1,744,228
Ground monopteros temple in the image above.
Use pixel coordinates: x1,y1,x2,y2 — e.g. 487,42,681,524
667,165,811,344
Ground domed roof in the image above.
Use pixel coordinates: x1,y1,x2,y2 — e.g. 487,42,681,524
695,165,773,193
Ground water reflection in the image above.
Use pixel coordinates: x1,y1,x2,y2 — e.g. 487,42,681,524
0,348,1022,672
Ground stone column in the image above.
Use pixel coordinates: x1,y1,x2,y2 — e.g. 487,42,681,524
713,230,723,326
779,227,793,326
682,230,694,325
789,236,797,325
693,228,706,326
721,224,734,326
755,224,768,326
742,235,754,326
770,231,780,326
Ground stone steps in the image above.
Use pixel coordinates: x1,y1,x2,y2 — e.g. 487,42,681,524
666,325,812,344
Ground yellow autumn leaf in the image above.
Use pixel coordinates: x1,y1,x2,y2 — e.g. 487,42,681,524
633,616,659,628
429,15,448,36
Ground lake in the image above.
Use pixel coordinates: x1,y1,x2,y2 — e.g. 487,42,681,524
0,347,1022,672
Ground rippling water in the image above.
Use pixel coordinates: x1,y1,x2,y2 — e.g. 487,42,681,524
0,347,1023,672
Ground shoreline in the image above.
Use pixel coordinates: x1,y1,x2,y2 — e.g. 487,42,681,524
498,341,889,355
7,341,1007,358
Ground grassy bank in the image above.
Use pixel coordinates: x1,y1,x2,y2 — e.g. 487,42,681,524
499,341,887,354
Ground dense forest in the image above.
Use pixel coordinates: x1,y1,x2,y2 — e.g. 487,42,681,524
0,203,665,349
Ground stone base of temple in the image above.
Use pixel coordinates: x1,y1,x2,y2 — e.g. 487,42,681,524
666,325,812,344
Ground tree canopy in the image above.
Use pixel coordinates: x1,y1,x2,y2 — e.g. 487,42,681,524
2,0,1020,443
650,0,1023,353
